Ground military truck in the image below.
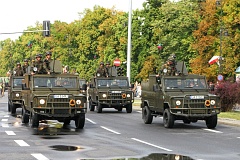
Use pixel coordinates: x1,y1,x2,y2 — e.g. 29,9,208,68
21,60,87,129
88,76,134,113
141,62,221,129
8,75,25,114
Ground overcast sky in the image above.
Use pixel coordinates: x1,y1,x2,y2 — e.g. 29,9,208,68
0,0,146,41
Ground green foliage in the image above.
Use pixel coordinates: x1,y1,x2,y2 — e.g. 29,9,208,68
0,0,239,84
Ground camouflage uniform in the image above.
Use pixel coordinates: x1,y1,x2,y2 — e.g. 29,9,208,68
31,54,45,74
43,51,53,74
105,62,111,77
22,59,30,74
96,62,108,77
13,63,24,76
160,54,177,76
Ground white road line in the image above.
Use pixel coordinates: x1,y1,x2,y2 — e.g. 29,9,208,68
136,111,142,113
5,131,16,135
14,140,30,146
4,115,9,117
31,153,49,160
237,137,240,139
131,138,172,152
100,126,121,134
203,129,223,133
1,119,8,122
2,123,9,127
86,118,96,124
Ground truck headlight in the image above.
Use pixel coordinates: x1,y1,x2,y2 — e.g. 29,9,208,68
76,100,81,104
210,100,216,105
176,100,181,105
127,94,131,98
102,94,107,98
16,93,20,97
39,99,45,104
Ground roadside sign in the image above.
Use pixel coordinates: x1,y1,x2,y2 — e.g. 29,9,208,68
217,74,224,81
113,59,121,67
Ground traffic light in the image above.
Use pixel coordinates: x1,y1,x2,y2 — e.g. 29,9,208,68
117,67,125,76
43,20,50,37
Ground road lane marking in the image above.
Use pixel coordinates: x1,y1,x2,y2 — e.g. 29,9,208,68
203,129,223,133
5,131,16,135
237,137,240,139
4,115,9,117
131,138,172,152
31,153,49,160
2,123,9,127
1,119,8,122
14,140,30,146
101,126,121,134
86,118,96,124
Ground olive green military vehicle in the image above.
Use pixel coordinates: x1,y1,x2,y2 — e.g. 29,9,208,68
8,75,25,114
88,76,134,113
21,60,87,128
141,62,221,129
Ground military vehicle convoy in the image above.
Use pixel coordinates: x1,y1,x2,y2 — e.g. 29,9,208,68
8,75,25,114
88,66,134,113
141,61,221,129
21,60,87,128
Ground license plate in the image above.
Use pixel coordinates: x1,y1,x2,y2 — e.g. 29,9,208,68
53,95,69,98
190,96,204,99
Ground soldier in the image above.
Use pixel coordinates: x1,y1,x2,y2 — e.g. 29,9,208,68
31,54,45,75
22,59,30,74
160,54,177,76
96,62,107,77
105,61,111,77
43,51,53,74
13,62,24,76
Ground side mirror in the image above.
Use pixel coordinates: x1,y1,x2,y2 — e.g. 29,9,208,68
130,83,134,89
156,76,161,84
81,84,87,91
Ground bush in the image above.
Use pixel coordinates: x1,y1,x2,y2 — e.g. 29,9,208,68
213,80,240,112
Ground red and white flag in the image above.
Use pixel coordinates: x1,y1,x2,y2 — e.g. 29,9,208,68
209,56,220,65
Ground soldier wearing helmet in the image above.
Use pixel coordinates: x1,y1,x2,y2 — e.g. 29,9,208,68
13,62,24,76
96,61,108,77
105,61,111,77
160,54,177,76
31,54,45,75
22,59,30,74
43,51,53,74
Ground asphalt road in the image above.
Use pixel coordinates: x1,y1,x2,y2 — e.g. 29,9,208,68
0,93,240,160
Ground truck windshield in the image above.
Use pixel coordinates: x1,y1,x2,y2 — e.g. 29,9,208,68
164,78,207,89
13,78,24,88
33,77,78,88
97,79,129,87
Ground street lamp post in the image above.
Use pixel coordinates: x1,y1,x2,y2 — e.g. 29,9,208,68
127,0,132,84
216,0,223,74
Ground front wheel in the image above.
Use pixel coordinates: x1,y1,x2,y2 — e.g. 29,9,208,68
142,106,153,124
21,108,29,124
11,104,16,115
31,113,39,128
126,104,132,113
163,109,174,128
205,115,217,129
75,114,85,129
96,104,102,113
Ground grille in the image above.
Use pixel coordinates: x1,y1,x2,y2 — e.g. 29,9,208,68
184,99,205,108
46,96,72,108
109,93,122,99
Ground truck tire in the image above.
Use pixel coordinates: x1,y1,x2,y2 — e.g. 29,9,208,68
75,114,85,129
126,104,132,113
89,99,95,111
11,104,16,115
64,119,71,125
96,104,102,113
205,115,217,129
163,108,174,128
31,113,39,128
142,106,153,124
8,101,11,112
22,108,29,124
